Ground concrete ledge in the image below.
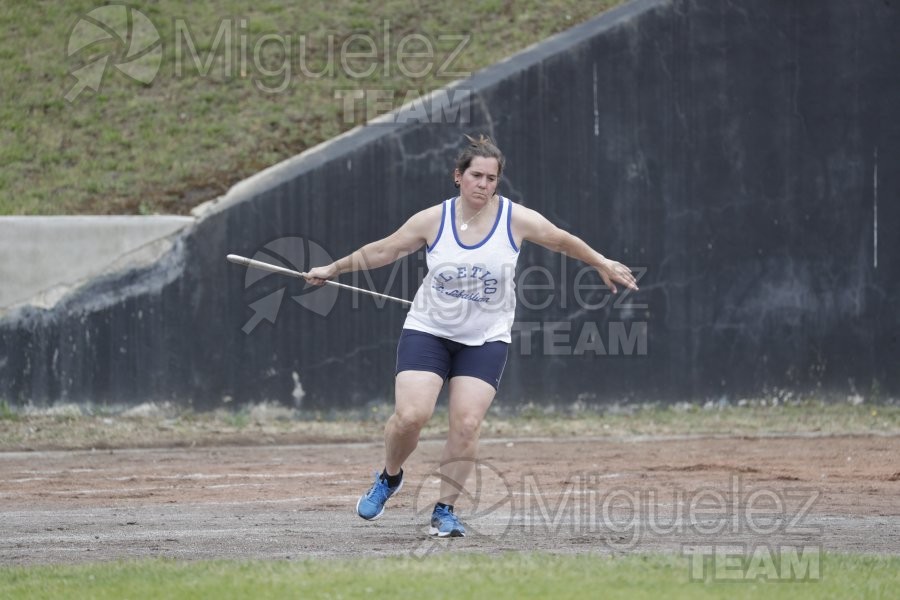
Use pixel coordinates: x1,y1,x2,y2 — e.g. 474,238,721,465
0,216,194,310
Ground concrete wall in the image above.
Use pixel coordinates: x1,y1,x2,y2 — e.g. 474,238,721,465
1,0,898,409
0,216,192,311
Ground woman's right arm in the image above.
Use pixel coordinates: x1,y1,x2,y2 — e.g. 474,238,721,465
304,205,441,285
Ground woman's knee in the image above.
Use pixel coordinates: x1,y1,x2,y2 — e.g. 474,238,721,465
392,406,431,432
450,413,483,441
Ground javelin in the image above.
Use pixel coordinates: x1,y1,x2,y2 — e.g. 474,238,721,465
226,254,412,306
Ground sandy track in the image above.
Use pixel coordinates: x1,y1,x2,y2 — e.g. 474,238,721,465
1,434,898,565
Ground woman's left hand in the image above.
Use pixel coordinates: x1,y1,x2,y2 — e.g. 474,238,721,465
597,258,638,294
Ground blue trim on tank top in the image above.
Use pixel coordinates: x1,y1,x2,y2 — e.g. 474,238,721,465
505,197,519,252
451,195,503,250
427,200,448,252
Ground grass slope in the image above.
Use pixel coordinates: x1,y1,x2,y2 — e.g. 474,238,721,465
1,0,622,216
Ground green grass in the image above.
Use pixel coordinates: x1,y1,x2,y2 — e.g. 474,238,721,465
492,400,900,438
0,399,19,421
1,552,898,599
0,0,623,215
1,400,897,451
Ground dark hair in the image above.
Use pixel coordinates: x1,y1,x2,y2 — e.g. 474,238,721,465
454,134,505,186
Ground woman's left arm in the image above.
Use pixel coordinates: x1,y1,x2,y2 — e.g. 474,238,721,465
512,204,638,293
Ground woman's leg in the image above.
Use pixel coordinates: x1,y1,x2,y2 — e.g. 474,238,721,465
357,369,444,520
384,370,444,474
437,375,497,505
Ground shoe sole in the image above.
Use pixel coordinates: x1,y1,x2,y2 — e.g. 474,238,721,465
356,480,403,521
428,526,465,538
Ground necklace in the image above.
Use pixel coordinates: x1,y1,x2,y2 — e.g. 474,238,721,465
458,196,493,231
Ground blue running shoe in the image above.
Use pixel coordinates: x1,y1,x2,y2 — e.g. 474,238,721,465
356,471,403,520
429,504,466,537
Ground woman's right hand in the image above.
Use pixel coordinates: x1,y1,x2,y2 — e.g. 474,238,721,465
304,263,338,286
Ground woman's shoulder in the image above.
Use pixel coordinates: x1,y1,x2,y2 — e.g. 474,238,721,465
505,198,539,220
403,201,447,233
500,196,530,213
414,201,447,219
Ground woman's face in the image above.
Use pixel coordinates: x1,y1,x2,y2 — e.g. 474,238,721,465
456,156,499,205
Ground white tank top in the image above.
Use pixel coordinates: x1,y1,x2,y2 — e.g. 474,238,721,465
404,196,520,345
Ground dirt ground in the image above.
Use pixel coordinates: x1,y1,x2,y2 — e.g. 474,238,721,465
1,433,898,565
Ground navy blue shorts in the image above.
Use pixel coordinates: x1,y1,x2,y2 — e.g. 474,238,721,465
395,329,509,390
